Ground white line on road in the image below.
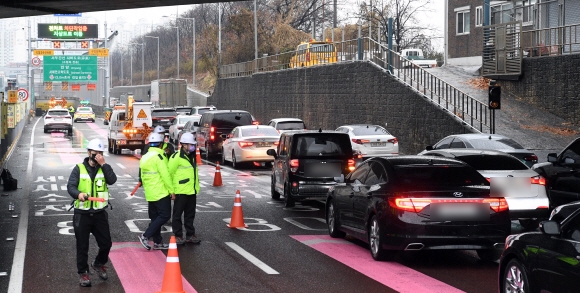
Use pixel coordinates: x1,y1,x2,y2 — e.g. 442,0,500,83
225,242,279,275
244,190,265,199
116,163,127,169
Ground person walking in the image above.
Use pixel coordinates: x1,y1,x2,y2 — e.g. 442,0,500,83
67,139,117,287
168,133,201,245
138,132,175,250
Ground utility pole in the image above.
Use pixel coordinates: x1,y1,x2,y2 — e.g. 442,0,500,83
141,37,144,84
105,21,108,107
121,49,123,86
27,17,32,107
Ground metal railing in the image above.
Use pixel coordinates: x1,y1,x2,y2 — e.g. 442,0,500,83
522,23,580,57
219,37,491,133
482,21,522,77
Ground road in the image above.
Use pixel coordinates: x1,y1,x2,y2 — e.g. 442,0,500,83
0,117,523,293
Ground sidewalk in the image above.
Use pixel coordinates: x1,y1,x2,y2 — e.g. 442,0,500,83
426,65,578,162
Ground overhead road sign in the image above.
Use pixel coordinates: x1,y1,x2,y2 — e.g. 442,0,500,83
43,55,97,82
89,48,109,57
38,24,98,39
34,50,54,56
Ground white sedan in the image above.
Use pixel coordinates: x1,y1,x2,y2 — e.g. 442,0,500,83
335,124,399,158
168,115,199,144
221,125,280,169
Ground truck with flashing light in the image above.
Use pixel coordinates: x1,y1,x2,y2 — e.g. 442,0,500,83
401,49,438,68
107,96,153,155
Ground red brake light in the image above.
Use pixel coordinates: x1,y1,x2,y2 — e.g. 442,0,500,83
210,127,215,132
524,155,538,162
238,141,254,148
352,139,370,144
531,175,546,185
289,159,299,168
388,137,398,144
210,135,215,140
388,198,431,213
347,159,356,171
45,115,52,119
273,141,279,146
252,121,260,125
483,198,509,212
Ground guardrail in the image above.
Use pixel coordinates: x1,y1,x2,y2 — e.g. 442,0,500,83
219,37,491,133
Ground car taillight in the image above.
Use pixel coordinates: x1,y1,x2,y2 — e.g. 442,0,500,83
483,198,509,212
238,142,254,148
388,137,398,144
531,175,546,185
352,139,370,144
388,198,432,213
348,159,355,171
289,159,299,172
45,116,52,119
210,127,215,133
524,155,538,162
210,135,215,140
252,121,260,125
273,141,279,146
388,197,508,213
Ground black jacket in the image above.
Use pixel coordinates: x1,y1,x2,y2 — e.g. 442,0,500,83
67,157,117,213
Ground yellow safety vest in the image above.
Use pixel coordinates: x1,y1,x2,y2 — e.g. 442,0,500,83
74,164,109,210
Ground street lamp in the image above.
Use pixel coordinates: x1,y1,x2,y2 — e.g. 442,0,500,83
145,36,160,81
129,43,144,85
169,26,180,79
163,15,196,86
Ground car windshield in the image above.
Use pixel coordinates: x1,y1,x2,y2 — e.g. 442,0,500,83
292,135,350,157
48,110,69,116
469,138,524,149
178,116,196,124
457,155,529,170
393,165,488,189
242,128,279,137
277,121,305,130
152,110,177,117
352,126,390,135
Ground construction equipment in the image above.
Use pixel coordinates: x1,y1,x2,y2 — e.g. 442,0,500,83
107,96,152,155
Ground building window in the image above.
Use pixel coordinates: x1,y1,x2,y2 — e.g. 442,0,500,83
476,6,483,26
522,0,535,24
457,10,471,35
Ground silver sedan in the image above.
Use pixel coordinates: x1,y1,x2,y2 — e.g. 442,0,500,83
221,125,280,169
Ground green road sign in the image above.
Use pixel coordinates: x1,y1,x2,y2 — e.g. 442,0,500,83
43,55,97,82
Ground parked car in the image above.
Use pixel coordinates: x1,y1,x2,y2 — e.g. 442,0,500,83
44,107,73,136
151,108,177,133
221,125,280,169
267,130,355,207
419,149,550,230
194,110,256,159
336,124,399,158
326,156,511,261
168,115,199,144
498,201,580,293
174,106,193,116
177,120,199,144
189,106,217,118
532,137,580,209
267,118,307,134
419,134,538,167
73,106,96,123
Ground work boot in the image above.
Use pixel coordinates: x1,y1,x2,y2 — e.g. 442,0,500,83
175,237,186,245
186,235,201,244
79,272,91,287
91,263,108,280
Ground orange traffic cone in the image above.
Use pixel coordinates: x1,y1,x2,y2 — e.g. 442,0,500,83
213,161,223,187
195,148,202,165
227,190,248,228
156,236,185,293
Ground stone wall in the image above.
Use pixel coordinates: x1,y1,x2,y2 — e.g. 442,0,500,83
209,62,476,154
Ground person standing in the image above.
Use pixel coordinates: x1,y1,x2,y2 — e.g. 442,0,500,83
138,132,175,250
168,133,201,245
67,139,117,287
142,125,174,157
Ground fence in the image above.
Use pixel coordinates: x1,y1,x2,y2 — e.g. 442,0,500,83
522,23,580,56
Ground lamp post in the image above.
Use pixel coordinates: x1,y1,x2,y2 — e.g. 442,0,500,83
145,36,160,81
170,26,180,79
128,43,143,85
175,17,195,87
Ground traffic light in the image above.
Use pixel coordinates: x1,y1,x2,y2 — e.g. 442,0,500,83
488,85,501,110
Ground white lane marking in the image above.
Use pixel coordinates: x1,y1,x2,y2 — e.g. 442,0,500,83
244,190,264,199
116,163,127,170
225,242,279,275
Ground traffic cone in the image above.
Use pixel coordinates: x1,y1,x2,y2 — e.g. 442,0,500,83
227,190,248,228
155,236,185,293
213,161,223,187
195,148,202,165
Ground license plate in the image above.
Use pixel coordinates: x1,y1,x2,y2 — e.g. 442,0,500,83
305,163,341,177
490,177,531,197
55,118,62,121
161,119,169,122
129,141,142,145
370,142,386,147
430,203,490,221
256,142,271,147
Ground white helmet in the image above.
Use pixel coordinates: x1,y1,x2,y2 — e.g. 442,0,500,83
180,133,196,144
148,133,164,143
153,125,165,133
87,139,105,152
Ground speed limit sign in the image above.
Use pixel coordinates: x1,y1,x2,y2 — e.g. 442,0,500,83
18,89,29,102
31,57,41,66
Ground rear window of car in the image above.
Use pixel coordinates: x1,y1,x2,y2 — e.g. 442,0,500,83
469,138,524,150
352,126,390,135
242,128,279,137
152,110,177,117
194,108,215,115
213,113,253,128
292,134,351,157
457,155,529,170
393,165,488,189
277,121,305,130
48,110,69,116
175,108,192,114
178,116,196,124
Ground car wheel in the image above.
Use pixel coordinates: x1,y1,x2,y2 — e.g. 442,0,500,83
271,176,280,200
283,184,295,208
232,151,240,169
519,218,542,231
477,249,502,262
108,140,113,154
503,259,529,293
369,215,393,261
220,149,227,166
327,200,346,238
67,128,73,136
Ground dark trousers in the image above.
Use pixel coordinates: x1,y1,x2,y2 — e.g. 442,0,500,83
73,211,112,274
144,195,171,244
172,194,197,238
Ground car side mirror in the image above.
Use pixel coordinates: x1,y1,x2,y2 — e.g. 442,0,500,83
547,153,557,163
193,122,199,126
266,149,277,158
333,174,345,183
540,220,560,235
426,145,434,151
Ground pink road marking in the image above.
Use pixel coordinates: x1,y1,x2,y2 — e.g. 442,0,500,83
50,133,83,164
109,242,197,293
85,121,108,138
291,235,465,293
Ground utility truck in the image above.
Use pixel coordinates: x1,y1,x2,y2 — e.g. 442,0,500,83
107,96,153,155
150,79,187,107
401,49,438,68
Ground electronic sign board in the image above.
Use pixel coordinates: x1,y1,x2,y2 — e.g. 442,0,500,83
37,24,98,39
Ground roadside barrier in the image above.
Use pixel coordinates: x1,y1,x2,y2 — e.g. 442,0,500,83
156,236,185,293
227,190,248,228
212,161,223,187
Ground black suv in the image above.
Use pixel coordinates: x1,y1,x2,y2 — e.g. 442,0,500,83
194,110,256,158
151,108,178,132
267,130,355,207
